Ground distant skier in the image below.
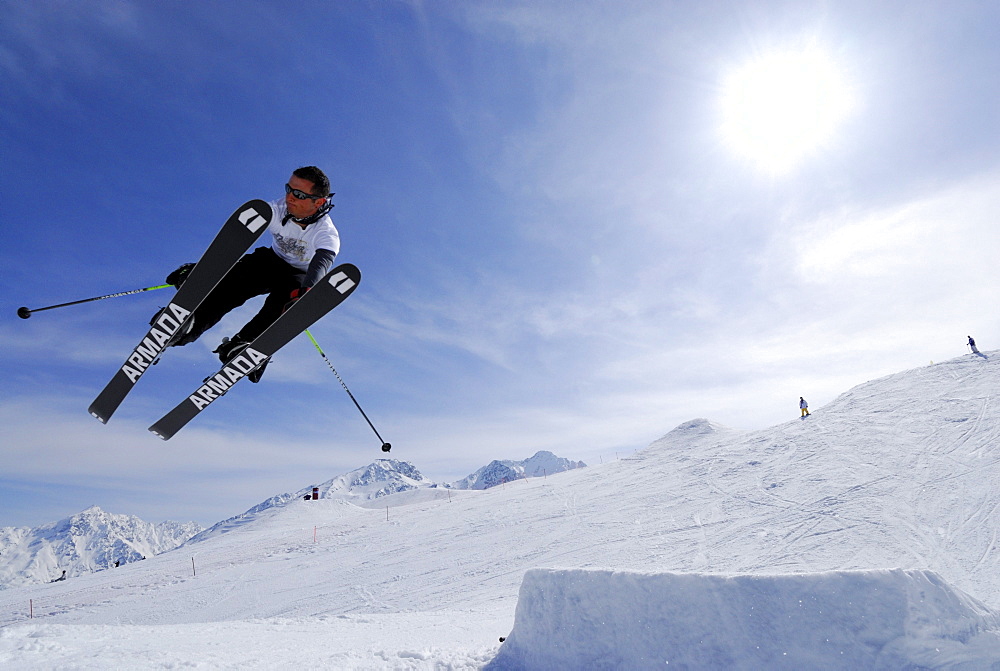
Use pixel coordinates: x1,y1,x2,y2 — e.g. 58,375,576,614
158,166,340,382
968,336,980,355
800,397,810,417
51,570,66,583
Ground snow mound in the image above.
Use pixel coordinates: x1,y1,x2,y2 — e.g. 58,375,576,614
488,568,1000,670
646,417,740,452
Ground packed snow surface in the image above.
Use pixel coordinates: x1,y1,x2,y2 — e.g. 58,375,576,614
2,351,1000,668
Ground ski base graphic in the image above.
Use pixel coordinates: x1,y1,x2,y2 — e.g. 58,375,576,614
149,263,360,440
88,200,272,423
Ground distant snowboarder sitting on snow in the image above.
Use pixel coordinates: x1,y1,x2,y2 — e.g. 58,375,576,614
799,397,810,417
968,336,980,355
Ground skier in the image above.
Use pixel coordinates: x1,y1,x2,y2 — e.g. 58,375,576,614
161,167,340,381
968,336,980,355
799,397,810,417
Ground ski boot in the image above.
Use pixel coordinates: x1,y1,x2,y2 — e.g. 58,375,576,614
214,336,269,383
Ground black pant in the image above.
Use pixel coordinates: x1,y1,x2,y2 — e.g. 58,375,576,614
184,247,304,344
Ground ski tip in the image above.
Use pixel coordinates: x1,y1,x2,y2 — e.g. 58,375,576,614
149,427,171,441
88,408,109,424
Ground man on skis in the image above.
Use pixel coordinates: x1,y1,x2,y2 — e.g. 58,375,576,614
162,166,340,381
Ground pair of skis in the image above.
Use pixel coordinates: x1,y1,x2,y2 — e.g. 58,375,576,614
87,200,360,440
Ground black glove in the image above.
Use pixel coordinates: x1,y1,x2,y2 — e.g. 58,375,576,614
283,287,309,313
166,263,196,288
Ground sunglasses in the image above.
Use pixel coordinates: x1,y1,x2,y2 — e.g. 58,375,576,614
285,183,324,201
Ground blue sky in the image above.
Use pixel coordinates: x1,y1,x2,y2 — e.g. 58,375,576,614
3,0,1000,528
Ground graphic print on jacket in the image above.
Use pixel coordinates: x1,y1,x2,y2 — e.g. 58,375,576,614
272,231,310,265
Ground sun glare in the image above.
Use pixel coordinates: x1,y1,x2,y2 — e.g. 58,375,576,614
720,47,853,173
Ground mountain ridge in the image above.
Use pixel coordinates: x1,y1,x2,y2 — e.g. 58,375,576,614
447,450,587,490
0,505,202,589
1,450,589,582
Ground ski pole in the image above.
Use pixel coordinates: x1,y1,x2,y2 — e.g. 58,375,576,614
17,284,172,319
305,329,391,453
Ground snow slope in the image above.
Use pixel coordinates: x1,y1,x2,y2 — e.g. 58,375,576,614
1,351,999,668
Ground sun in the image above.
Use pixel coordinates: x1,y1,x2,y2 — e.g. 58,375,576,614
719,46,854,173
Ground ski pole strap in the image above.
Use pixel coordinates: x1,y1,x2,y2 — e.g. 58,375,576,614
305,330,391,452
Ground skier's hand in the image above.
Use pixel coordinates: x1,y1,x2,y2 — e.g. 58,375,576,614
283,287,309,313
166,263,196,288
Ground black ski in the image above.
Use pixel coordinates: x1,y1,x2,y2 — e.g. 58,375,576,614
89,200,273,423
148,263,361,440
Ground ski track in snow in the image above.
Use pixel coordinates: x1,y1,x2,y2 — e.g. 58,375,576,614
1,352,1000,667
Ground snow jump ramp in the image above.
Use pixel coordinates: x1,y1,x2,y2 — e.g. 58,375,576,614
487,568,1000,670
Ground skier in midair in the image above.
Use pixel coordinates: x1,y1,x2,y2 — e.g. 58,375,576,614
160,166,340,381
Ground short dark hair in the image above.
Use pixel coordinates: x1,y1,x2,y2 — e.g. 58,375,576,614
292,166,331,197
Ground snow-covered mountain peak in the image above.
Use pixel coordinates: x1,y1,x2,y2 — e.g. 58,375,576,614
188,459,437,542
189,450,591,543
520,450,586,477
335,458,426,491
0,507,202,589
449,450,586,490
307,458,430,501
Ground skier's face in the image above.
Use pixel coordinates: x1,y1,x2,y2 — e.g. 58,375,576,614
285,175,326,220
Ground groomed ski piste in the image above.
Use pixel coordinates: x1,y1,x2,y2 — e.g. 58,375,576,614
3,351,1000,668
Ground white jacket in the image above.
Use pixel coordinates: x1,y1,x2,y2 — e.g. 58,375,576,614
267,199,340,271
